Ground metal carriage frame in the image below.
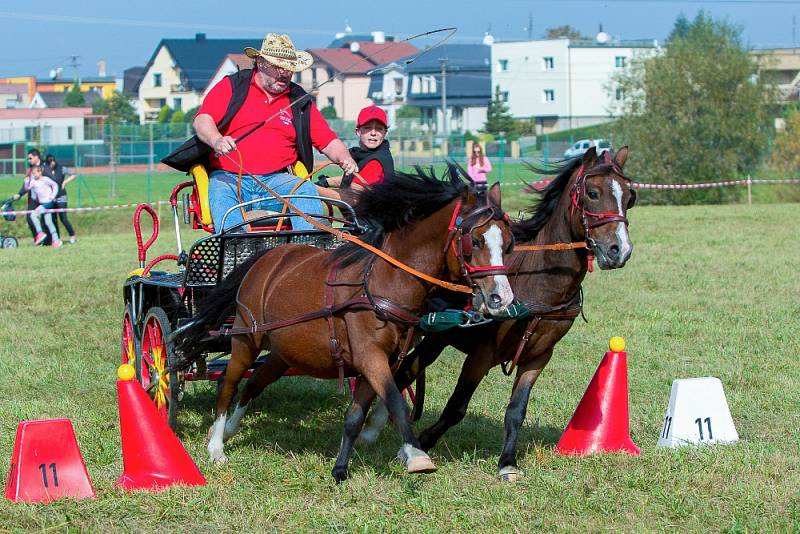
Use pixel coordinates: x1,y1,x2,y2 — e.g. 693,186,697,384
121,178,362,429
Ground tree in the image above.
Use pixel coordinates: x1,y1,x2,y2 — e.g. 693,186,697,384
157,105,173,124
544,25,589,40
771,109,800,171
397,105,421,119
63,83,85,107
667,13,691,43
483,85,516,137
170,110,186,124
92,92,138,125
320,105,337,120
184,105,201,123
611,12,774,204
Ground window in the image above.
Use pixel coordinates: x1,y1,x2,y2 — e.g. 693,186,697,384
615,88,624,101
24,126,38,142
67,126,74,140
543,89,555,102
498,59,509,71
327,96,335,107
312,69,317,85
173,97,182,110
615,56,626,68
153,73,162,87
500,91,509,102
83,118,103,140
394,78,403,96
543,56,555,70
159,98,166,108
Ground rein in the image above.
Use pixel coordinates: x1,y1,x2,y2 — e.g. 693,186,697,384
224,149,475,294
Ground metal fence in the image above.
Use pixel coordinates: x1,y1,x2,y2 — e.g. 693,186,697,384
0,122,530,172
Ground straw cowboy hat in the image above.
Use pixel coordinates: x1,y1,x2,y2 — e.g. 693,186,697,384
244,33,313,73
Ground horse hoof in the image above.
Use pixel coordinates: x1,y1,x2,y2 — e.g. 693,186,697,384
208,445,228,465
498,466,522,482
331,467,348,484
210,453,228,466
406,456,437,474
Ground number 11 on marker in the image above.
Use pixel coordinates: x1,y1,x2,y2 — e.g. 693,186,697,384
694,417,713,440
38,463,59,488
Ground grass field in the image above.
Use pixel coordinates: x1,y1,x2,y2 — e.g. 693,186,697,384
0,191,799,531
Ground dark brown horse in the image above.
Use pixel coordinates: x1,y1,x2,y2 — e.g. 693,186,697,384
359,147,636,481
175,165,515,482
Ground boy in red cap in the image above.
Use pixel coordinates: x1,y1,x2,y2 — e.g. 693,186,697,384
317,105,394,191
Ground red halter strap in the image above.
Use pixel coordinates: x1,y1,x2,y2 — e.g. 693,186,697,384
446,199,509,280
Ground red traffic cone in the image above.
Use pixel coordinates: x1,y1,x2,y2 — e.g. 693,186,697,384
555,337,640,456
115,364,206,491
5,419,96,502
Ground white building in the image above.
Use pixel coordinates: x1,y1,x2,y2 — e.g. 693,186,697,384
0,108,104,144
492,36,658,133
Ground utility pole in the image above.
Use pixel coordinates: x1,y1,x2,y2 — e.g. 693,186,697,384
69,55,81,86
439,57,448,153
527,11,533,40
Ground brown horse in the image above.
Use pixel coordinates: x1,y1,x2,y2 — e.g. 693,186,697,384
359,147,636,481
174,165,515,482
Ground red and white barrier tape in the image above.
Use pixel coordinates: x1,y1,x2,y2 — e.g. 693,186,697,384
634,178,800,190
525,177,800,192
2,200,170,216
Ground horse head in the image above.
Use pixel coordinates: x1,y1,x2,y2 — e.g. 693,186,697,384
569,146,635,269
445,181,515,316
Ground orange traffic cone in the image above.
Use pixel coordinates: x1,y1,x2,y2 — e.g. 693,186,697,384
115,364,206,491
5,419,96,502
555,337,640,456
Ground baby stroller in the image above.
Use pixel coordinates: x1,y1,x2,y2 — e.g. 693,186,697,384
0,197,19,249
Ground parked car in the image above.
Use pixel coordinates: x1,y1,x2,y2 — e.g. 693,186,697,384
563,139,612,159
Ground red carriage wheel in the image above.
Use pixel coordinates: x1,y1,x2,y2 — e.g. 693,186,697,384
121,304,140,366
138,307,181,430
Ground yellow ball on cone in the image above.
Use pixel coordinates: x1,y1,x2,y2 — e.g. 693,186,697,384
117,364,136,381
608,336,626,352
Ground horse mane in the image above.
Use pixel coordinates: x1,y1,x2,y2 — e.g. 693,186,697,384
513,156,622,242
332,163,469,266
513,159,581,242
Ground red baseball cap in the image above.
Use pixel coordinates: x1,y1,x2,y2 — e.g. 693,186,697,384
356,105,388,128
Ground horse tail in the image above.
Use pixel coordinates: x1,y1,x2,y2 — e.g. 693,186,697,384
172,250,270,369
410,369,425,422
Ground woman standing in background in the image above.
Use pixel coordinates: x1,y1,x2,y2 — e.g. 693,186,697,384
467,143,491,190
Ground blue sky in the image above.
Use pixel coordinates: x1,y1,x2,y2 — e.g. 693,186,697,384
1,0,799,79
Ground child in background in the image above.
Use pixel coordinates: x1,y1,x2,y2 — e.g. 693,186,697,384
13,165,62,247
316,105,394,195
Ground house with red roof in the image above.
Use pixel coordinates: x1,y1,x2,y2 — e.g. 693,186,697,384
297,32,417,122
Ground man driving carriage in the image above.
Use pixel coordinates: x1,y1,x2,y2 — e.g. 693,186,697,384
162,33,358,232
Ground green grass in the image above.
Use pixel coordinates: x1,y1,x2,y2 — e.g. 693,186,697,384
0,188,799,531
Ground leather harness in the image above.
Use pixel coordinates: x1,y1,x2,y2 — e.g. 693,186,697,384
209,197,510,388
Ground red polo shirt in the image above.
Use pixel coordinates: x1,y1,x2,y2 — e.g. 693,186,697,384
198,72,338,174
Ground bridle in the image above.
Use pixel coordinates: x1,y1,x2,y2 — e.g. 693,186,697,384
445,197,511,288
568,153,635,271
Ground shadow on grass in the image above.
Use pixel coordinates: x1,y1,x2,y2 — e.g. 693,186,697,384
176,374,562,473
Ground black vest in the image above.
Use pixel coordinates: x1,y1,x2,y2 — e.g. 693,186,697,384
343,140,394,187
161,70,314,173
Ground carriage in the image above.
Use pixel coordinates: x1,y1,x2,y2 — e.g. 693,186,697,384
120,164,363,429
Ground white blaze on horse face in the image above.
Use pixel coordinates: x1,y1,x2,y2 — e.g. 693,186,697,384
611,179,633,260
484,224,514,308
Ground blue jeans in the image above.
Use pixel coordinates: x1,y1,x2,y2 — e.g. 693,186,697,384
208,170,324,232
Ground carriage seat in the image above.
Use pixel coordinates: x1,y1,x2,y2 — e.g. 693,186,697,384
188,162,311,233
